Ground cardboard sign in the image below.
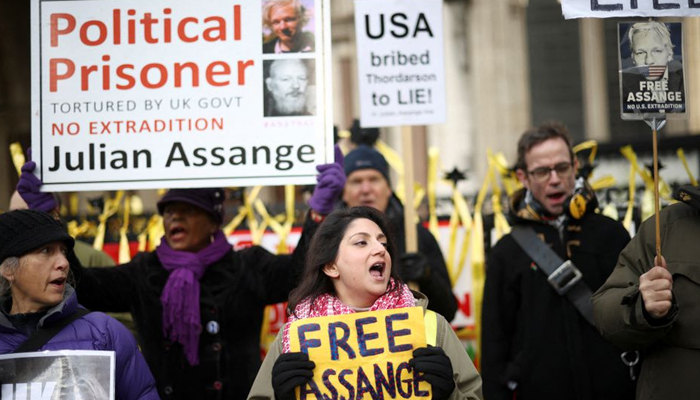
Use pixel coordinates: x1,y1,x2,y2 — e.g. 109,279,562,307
562,0,700,19
30,0,332,191
618,21,686,119
354,0,446,127
288,307,431,400
0,350,115,400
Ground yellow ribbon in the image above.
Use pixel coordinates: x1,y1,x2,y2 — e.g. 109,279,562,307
677,148,698,187
602,202,619,221
491,152,521,197
240,186,264,245
10,142,25,177
470,161,492,372
573,140,598,166
137,215,164,253
622,163,637,233
119,195,132,264
488,150,511,242
620,145,672,200
67,220,93,239
93,191,124,251
590,175,616,191
427,147,440,240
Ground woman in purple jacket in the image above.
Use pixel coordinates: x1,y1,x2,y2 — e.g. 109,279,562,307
0,209,159,400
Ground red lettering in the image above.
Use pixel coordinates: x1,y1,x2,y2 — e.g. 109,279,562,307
50,13,76,47
178,17,198,42
174,62,199,87
115,64,136,89
79,20,108,46
206,61,230,86
49,58,75,92
140,63,168,89
237,60,254,85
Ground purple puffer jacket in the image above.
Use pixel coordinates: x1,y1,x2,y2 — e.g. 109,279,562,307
0,285,160,400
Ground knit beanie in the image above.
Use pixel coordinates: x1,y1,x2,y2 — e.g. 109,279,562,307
157,188,225,224
344,145,391,184
0,210,75,264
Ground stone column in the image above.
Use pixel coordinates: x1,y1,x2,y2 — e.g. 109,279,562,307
579,18,610,141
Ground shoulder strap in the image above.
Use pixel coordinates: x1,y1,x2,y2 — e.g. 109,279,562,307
510,225,595,326
13,308,91,353
424,309,437,346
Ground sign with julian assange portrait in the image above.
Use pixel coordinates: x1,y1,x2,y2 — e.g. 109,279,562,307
288,307,431,400
354,0,446,127
618,21,686,120
31,0,332,191
0,350,115,400
561,0,700,19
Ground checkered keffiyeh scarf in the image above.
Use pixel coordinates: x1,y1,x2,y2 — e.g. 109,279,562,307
281,279,415,353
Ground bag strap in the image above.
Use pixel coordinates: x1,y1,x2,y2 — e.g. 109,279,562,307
510,225,595,325
13,308,91,353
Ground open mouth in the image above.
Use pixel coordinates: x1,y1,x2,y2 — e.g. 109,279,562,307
369,262,385,278
169,226,186,240
547,192,566,203
50,277,66,288
282,28,293,37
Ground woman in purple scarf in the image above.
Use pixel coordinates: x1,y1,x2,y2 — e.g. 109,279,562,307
66,188,322,400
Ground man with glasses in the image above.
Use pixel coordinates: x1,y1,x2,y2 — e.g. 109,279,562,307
481,122,635,400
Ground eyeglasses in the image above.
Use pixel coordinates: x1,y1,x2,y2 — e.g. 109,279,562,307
527,162,574,182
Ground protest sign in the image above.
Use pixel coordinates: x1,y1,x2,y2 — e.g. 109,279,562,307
354,0,446,127
562,0,700,19
618,21,686,119
288,307,431,400
0,350,115,400
30,0,332,191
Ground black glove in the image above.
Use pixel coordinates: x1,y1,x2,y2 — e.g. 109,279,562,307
409,346,455,400
272,352,315,400
399,253,431,284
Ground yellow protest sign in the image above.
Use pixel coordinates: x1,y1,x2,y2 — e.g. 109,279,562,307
289,307,431,400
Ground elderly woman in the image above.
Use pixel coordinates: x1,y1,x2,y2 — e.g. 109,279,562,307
247,207,483,400
0,209,158,400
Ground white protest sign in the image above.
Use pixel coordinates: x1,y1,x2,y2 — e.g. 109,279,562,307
0,350,115,400
562,0,700,19
354,0,446,127
618,21,686,119
31,0,332,191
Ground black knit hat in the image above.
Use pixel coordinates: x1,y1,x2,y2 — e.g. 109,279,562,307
0,210,75,264
157,188,225,224
344,145,391,184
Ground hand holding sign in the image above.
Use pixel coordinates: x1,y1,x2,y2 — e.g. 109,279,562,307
308,145,346,215
272,352,316,400
640,256,673,320
17,149,57,213
410,346,455,400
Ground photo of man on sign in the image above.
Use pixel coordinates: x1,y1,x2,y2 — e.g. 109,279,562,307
619,21,685,118
262,0,316,54
263,58,316,117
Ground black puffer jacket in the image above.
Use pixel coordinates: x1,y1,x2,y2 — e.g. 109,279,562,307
71,219,316,400
481,188,634,400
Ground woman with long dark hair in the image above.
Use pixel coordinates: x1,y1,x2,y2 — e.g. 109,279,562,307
248,206,482,400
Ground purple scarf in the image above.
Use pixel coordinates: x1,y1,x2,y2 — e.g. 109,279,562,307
156,230,232,366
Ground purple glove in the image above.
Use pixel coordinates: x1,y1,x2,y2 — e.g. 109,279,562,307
308,145,346,214
17,156,57,213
